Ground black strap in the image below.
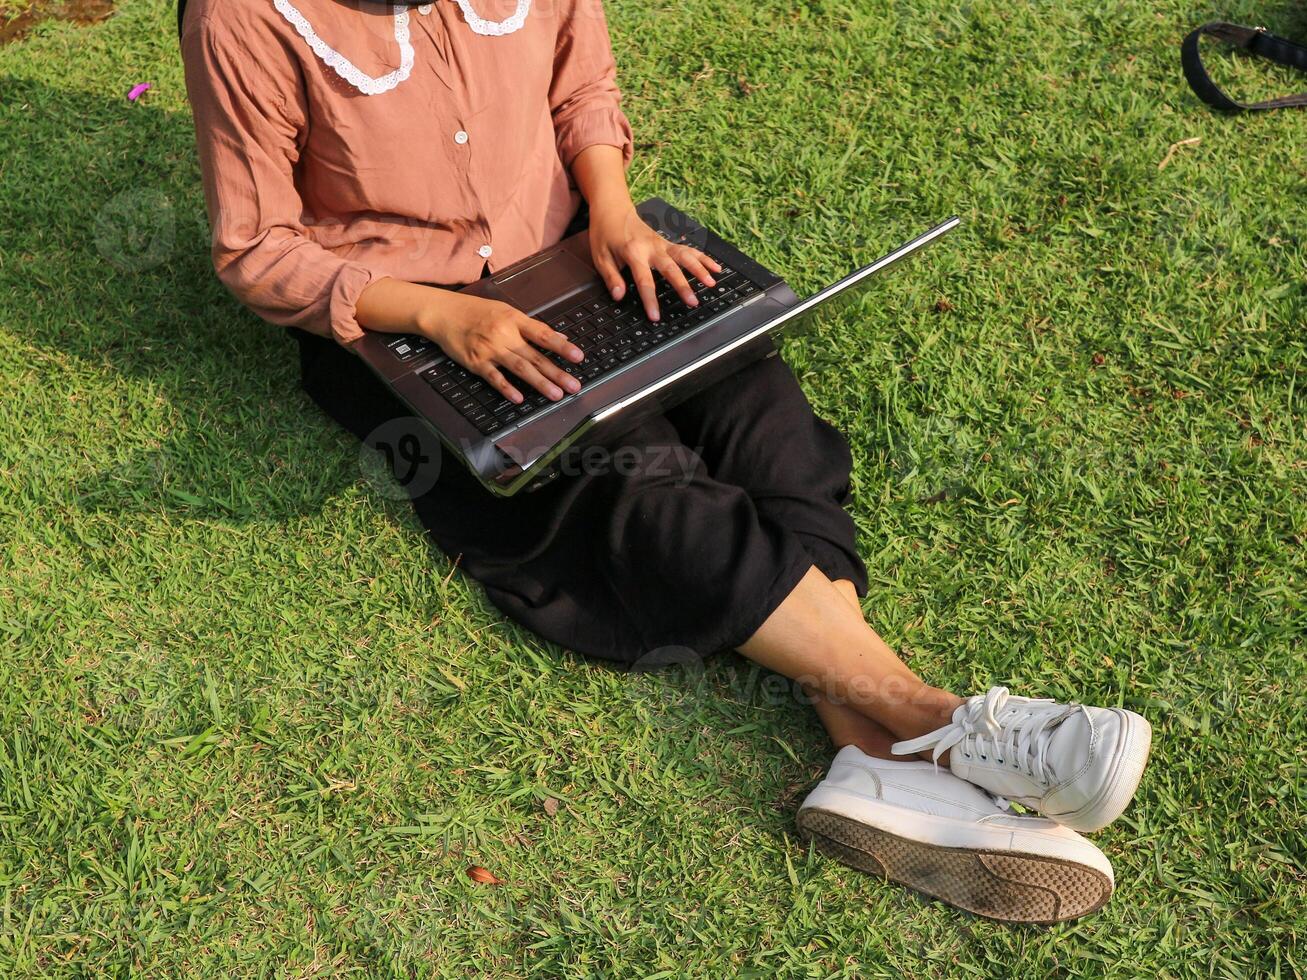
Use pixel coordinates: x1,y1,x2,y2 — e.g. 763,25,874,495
1181,21,1307,111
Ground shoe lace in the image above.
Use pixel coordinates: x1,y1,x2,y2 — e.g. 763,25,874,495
892,687,1083,783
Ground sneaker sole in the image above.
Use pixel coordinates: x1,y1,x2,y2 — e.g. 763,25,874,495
796,807,1113,923
1057,711,1153,833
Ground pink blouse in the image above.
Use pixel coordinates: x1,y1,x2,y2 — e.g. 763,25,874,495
181,0,634,345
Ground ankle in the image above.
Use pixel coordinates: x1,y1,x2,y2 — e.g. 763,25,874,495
908,684,962,728
831,732,898,760
926,688,964,726
886,684,962,746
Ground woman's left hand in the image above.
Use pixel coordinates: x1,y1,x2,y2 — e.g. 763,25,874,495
587,203,722,322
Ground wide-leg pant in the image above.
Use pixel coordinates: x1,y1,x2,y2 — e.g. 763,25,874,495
294,326,866,666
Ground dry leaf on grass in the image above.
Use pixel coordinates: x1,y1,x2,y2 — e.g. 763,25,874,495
543,797,560,817
466,865,504,885
1158,137,1200,170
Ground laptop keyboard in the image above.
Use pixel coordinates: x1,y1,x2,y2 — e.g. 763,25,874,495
385,263,760,437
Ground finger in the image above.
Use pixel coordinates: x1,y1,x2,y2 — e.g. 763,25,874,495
519,344,581,395
671,246,717,288
627,255,660,321
593,248,626,302
480,363,523,405
502,350,565,401
524,318,584,364
655,254,697,308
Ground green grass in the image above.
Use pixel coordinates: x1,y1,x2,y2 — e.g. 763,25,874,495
1,0,1304,974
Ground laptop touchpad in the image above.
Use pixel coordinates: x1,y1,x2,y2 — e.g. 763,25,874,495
494,250,595,315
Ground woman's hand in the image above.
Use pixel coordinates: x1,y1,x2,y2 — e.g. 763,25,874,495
355,278,583,405
587,202,722,322
570,144,722,323
421,291,584,404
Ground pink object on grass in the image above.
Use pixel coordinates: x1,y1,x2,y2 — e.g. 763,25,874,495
127,83,152,102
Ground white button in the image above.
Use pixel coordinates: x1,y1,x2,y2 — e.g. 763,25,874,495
454,130,469,145
478,245,493,259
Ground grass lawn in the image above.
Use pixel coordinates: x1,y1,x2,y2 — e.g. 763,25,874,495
1,0,1305,974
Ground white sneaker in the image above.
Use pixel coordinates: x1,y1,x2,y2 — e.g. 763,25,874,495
796,746,1114,923
891,687,1152,832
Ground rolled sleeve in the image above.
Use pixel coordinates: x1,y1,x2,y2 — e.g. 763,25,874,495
554,105,634,170
549,0,634,169
328,264,381,346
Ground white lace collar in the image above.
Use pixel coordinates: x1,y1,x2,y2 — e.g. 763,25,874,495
274,0,533,96
452,0,531,36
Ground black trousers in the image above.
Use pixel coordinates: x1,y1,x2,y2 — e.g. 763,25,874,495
295,200,866,664
297,328,867,666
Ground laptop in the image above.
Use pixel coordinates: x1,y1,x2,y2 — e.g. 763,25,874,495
354,199,958,496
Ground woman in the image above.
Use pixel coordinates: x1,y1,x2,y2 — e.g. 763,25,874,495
181,0,1151,922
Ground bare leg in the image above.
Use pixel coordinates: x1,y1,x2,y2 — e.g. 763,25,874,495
738,566,962,743
830,579,860,612
808,692,900,757
801,580,901,758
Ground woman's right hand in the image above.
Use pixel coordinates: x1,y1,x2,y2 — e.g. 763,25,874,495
422,291,585,404
355,278,585,404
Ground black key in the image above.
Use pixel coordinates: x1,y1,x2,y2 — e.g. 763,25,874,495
483,418,504,434
569,308,589,323
617,347,636,362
